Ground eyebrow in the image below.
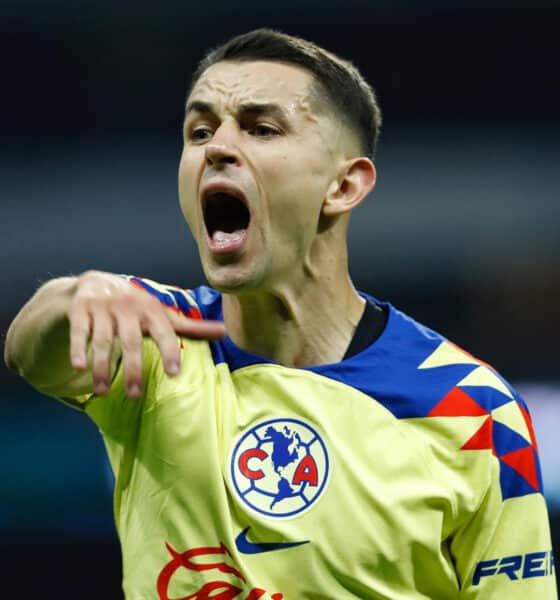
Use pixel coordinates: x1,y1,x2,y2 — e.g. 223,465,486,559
185,100,214,116
185,100,292,129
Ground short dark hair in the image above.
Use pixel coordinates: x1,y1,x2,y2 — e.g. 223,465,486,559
188,29,382,160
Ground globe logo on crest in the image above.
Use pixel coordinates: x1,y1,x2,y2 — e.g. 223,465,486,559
230,418,330,518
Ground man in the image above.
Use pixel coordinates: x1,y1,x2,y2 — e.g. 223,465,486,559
5,29,556,599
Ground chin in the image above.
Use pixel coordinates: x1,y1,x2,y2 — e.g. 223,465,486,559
204,263,264,294
198,237,270,294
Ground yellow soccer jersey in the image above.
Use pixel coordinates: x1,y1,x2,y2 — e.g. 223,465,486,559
64,277,557,599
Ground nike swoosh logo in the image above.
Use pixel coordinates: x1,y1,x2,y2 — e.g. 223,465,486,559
235,527,310,554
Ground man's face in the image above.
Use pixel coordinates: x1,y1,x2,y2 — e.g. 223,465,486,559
179,60,346,293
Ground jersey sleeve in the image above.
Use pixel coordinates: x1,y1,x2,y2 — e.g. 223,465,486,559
126,276,202,321
64,277,203,534
450,393,557,598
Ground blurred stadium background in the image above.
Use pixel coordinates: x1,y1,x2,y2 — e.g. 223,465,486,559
1,1,558,597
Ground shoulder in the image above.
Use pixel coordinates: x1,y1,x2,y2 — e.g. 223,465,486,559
381,302,543,501
359,297,517,418
126,276,222,321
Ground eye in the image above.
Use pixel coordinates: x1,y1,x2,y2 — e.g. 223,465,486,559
250,124,280,138
190,126,214,142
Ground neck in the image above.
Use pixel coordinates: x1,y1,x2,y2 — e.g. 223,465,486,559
222,238,365,368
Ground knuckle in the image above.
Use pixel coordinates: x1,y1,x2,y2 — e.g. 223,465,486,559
70,322,90,337
78,269,99,282
92,319,112,337
92,357,110,374
76,289,107,308
165,312,180,327
151,326,179,352
76,270,104,292
120,334,141,353
123,289,138,303
123,365,143,388
161,337,180,357
67,297,87,320
142,293,161,312
76,272,127,304
124,355,143,374
92,335,112,351
148,320,169,339
115,289,136,307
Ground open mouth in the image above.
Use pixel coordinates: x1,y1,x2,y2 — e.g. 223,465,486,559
203,191,251,251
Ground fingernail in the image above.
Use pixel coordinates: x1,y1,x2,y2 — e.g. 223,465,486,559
168,362,180,375
72,355,85,369
128,384,142,397
95,381,108,395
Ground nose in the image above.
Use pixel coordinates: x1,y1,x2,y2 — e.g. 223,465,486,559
205,122,241,169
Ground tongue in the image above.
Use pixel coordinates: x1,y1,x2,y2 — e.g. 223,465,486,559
212,229,246,245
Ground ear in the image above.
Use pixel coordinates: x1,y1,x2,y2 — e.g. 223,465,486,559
322,157,376,217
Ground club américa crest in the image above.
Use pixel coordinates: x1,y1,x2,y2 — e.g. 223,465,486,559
229,418,330,518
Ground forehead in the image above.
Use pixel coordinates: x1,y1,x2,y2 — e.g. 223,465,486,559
188,60,316,109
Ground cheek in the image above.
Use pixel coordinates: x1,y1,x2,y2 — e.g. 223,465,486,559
178,151,201,229
266,150,329,231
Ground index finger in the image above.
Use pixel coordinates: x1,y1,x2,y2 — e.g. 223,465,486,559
167,310,226,340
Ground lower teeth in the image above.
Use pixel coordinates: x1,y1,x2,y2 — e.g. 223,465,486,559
212,230,244,244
